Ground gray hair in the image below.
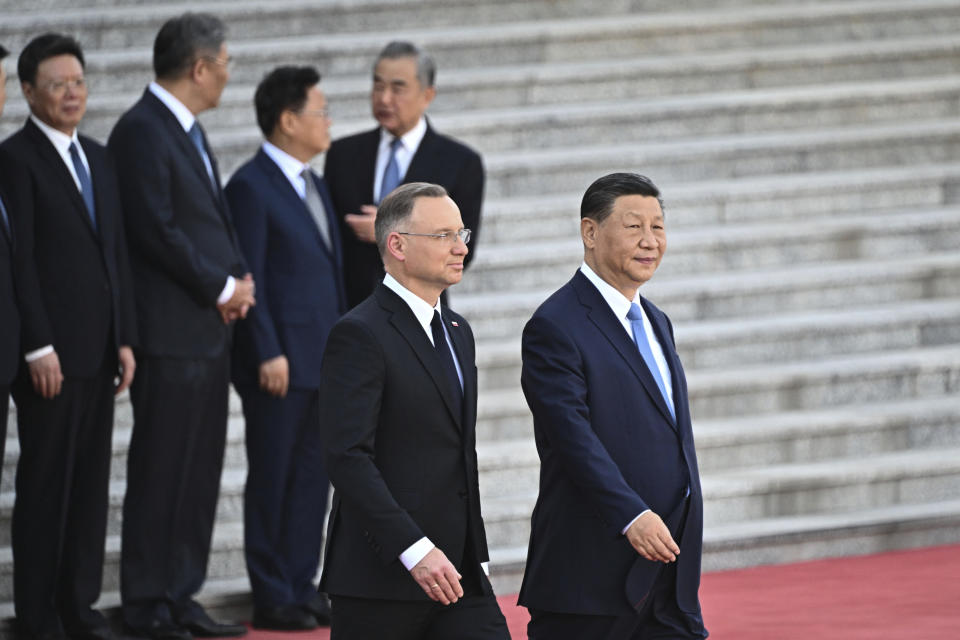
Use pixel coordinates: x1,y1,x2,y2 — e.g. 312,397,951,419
375,182,448,255
153,12,227,80
373,40,436,88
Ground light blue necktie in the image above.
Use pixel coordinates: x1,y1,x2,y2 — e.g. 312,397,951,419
0,194,9,233
627,302,675,420
378,137,403,203
188,122,217,190
69,142,97,231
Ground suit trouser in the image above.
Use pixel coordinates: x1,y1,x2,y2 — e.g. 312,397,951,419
11,355,116,637
1,384,10,466
237,385,329,608
120,351,230,627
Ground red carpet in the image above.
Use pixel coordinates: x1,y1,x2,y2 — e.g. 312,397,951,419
244,544,960,639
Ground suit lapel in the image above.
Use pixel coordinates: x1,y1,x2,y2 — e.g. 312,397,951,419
361,129,380,203
572,272,677,428
403,124,439,184
642,297,692,434
376,285,463,430
444,311,475,435
24,120,99,239
144,92,220,203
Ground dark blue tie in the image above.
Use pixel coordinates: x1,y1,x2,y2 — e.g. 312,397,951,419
379,137,403,203
627,303,675,420
188,123,217,190
69,142,97,230
431,310,463,419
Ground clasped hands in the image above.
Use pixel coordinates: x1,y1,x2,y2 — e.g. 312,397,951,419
217,272,256,324
626,510,681,563
344,204,377,244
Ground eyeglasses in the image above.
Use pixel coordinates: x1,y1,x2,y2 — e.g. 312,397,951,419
39,77,86,95
299,107,331,119
202,55,233,70
397,228,472,245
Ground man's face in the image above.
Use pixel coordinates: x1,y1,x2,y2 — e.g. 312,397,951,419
198,43,230,109
291,85,331,156
584,194,666,296
398,195,468,293
371,56,435,138
23,54,87,134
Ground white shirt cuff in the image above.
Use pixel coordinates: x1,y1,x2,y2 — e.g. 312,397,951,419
399,537,434,571
622,509,651,535
25,345,55,363
217,276,236,305
481,561,490,576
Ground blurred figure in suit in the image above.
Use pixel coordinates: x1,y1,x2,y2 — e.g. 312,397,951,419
225,65,345,630
108,12,252,639
325,40,484,308
0,33,137,640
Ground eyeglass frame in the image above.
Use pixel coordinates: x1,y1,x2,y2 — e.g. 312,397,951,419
396,228,472,245
38,77,87,95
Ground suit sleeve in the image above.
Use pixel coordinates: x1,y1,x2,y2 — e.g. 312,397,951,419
449,148,484,269
521,313,649,533
0,150,55,354
106,151,139,348
319,317,425,563
224,176,282,363
109,121,231,306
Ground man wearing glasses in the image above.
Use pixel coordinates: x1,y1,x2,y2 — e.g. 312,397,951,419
318,183,509,639
225,65,345,631
0,33,137,640
108,12,251,639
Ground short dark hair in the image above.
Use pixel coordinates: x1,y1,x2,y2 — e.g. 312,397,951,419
581,172,664,223
153,12,226,80
17,33,85,86
0,44,9,61
374,41,436,88
254,65,321,137
375,182,448,255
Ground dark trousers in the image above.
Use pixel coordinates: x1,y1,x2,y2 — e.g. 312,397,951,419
1,384,9,465
237,385,329,608
11,356,116,638
120,351,230,628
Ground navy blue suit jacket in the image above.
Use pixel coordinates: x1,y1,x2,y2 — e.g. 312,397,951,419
0,166,20,385
226,148,346,389
518,270,704,625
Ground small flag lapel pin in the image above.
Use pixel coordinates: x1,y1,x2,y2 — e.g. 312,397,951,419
451,321,459,327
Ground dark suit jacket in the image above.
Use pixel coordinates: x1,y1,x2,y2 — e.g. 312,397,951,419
518,271,704,623
324,122,484,308
0,171,20,385
0,121,136,377
108,89,247,359
226,148,346,389
318,284,492,601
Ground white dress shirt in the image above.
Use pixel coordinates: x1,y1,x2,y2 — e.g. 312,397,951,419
382,274,487,575
23,116,92,363
579,262,675,534
261,141,311,199
373,117,427,203
148,82,235,305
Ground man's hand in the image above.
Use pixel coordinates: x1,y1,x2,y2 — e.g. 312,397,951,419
344,204,378,244
116,346,136,395
218,273,256,324
29,351,64,399
626,511,680,563
259,355,289,398
409,547,463,605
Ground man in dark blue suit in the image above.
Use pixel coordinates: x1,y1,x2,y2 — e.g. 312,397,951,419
108,13,252,640
225,65,345,631
519,173,708,639
0,34,137,640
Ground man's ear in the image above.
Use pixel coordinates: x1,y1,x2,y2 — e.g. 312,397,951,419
581,217,598,250
386,232,406,262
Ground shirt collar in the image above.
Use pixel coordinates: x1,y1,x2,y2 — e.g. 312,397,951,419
29,114,80,154
579,261,640,321
379,116,428,155
383,272,442,333
149,81,196,133
261,141,310,185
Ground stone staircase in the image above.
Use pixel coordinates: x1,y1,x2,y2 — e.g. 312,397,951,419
2,0,959,619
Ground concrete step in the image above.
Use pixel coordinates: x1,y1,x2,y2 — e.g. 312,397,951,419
456,251,960,342
703,447,960,526
483,118,960,199
202,74,960,158
0,521,246,602
462,206,960,294
478,163,960,245
487,499,960,593
476,299,960,391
